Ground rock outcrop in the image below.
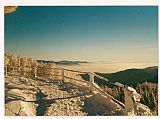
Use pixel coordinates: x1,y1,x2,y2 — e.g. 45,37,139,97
124,86,152,116
4,53,153,116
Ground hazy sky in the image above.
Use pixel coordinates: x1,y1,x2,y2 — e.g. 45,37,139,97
5,6,158,64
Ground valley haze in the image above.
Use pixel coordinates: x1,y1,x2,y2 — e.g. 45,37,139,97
36,59,157,73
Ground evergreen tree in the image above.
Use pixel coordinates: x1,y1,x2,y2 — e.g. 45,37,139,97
119,87,124,103
136,83,143,95
140,95,146,105
144,91,150,107
136,83,140,93
150,92,157,111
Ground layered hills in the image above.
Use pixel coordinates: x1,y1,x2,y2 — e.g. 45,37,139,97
37,60,88,65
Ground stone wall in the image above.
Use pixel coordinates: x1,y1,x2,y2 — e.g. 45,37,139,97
37,63,62,80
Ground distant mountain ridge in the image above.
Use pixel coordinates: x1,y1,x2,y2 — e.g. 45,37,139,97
80,66,158,87
37,60,89,65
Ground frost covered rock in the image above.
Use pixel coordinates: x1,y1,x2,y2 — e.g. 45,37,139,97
124,86,152,116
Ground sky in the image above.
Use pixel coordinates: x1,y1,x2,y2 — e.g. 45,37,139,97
5,6,158,65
